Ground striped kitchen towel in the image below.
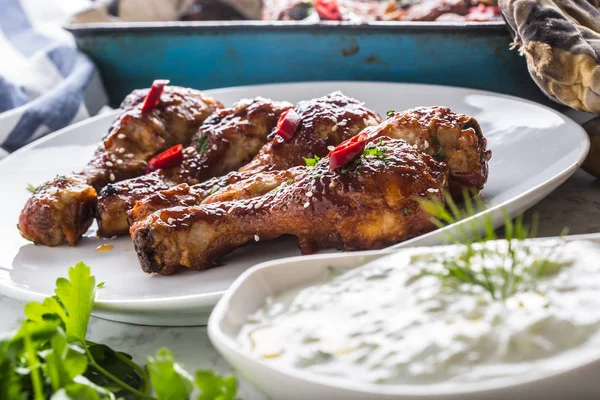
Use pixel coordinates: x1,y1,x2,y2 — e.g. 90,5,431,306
0,0,107,159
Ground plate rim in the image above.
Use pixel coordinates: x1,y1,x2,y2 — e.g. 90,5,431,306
0,81,590,314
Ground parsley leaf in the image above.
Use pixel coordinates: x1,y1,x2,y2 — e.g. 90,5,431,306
84,342,147,396
60,382,102,400
0,342,22,400
24,296,68,327
147,348,194,400
303,155,320,167
386,110,395,117
196,370,239,400
54,262,96,341
45,329,88,391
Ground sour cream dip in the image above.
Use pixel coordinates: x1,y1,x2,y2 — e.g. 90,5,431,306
239,240,600,385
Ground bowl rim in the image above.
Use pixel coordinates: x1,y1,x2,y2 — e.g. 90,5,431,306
208,234,600,397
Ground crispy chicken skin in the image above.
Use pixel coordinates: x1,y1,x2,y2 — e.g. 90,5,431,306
128,105,488,226
203,168,303,204
369,106,490,196
96,98,293,237
240,91,381,173
131,138,449,275
127,172,256,224
127,92,382,224
128,169,302,225
18,86,221,246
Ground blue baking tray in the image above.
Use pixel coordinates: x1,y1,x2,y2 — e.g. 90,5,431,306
65,21,546,107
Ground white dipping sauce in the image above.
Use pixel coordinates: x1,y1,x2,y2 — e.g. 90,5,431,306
238,240,600,385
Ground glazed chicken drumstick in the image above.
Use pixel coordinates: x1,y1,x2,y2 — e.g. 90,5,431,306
131,106,490,275
18,84,222,246
127,91,381,225
129,105,489,224
205,106,490,202
100,91,380,237
96,97,293,237
132,137,449,275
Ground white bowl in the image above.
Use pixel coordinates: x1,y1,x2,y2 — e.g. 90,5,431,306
208,235,600,400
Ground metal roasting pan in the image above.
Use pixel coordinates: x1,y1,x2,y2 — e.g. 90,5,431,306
65,20,549,107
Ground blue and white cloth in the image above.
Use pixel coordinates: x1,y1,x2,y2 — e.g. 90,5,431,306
0,0,107,159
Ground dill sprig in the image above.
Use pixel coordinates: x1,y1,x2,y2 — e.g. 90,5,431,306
418,191,569,301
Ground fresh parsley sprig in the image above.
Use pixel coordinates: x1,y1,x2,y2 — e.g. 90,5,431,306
0,262,240,400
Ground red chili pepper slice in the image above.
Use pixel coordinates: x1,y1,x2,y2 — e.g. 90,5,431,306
146,144,183,173
141,79,170,111
328,132,368,171
314,0,343,21
273,109,301,141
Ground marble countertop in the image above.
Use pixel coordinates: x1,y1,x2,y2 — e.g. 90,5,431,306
1,168,598,399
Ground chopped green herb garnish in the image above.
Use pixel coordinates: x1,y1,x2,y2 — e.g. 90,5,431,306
194,135,210,153
311,170,325,180
434,145,445,161
418,190,570,301
26,183,36,193
386,110,395,117
303,155,321,167
208,184,221,196
430,137,444,160
363,139,386,159
403,208,409,216
97,282,105,288
287,178,295,185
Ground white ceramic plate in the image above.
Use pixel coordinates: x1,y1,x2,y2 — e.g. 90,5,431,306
0,82,589,326
208,234,600,400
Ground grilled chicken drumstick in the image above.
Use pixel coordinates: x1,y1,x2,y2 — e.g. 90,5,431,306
96,97,293,237
131,137,449,275
18,85,222,246
372,106,490,196
129,105,489,225
127,91,381,226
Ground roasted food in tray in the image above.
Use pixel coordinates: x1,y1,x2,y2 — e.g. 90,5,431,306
18,82,491,276
85,0,502,23
251,0,501,22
